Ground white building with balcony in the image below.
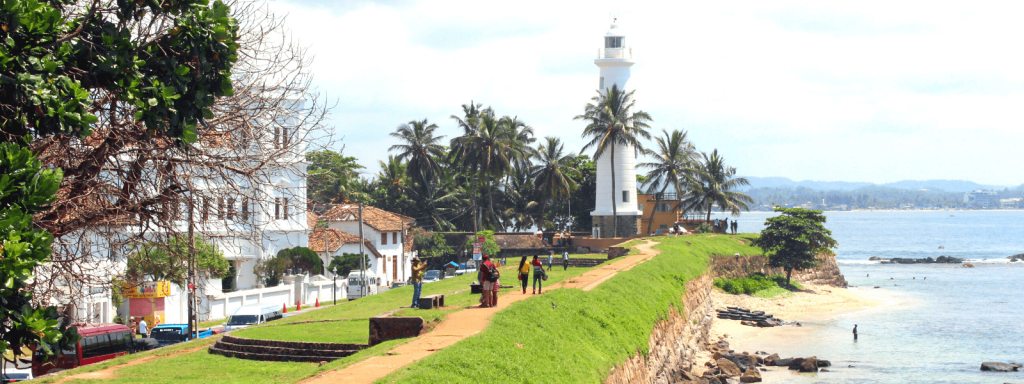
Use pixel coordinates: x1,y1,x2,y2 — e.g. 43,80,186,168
591,20,643,238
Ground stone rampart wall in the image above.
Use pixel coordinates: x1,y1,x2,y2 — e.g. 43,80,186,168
710,253,847,288
604,274,715,384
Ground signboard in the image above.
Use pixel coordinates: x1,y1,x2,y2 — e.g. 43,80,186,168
477,236,485,243
472,242,482,260
121,281,172,299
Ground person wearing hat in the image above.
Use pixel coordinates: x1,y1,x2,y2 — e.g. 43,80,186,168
411,257,427,308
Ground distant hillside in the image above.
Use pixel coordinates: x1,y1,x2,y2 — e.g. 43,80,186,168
741,177,1008,193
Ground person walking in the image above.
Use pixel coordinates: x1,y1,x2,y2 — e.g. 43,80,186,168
562,251,569,271
480,255,497,307
518,256,530,294
547,251,554,272
138,317,148,339
853,324,858,341
410,258,427,308
531,255,544,294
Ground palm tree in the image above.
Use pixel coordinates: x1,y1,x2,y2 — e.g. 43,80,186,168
389,119,446,185
503,164,539,232
638,129,698,234
680,149,753,224
377,155,408,194
406,169,464,231
575,84,652,237
450,108,526,230
531,137,580,230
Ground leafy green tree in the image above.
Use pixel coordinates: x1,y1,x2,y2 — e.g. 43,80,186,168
575,84,652,237
449,108,528,230
411,230,454,259
464,230,501,257
405,169,463,231
307,149,365,204
1,0,238,143
276,246,322,275
389,119,447,185
126,236,230,287
681,149,753,223
531,137,579,230
328,253,370,277
503,163,539,232
546,154,596,231
754,206,838,286
366,155,414,215
639,129,698,234
253,257,289,287
0,141,78,367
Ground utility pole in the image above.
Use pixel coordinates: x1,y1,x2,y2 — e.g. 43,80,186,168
186,192,197,339
358,203,365,299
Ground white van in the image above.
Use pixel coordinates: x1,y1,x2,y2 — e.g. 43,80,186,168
224,304,284,331
347,271,380,300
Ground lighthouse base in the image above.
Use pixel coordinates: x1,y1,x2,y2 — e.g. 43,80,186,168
591,214,640,238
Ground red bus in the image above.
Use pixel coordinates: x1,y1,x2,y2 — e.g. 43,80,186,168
32,324,133,377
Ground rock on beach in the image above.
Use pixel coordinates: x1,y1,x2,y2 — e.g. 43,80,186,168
980,362,1023,372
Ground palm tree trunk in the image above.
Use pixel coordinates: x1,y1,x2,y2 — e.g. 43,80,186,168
646,184,667,234
706,204,712,223
610,143,618,238
487,179,499,230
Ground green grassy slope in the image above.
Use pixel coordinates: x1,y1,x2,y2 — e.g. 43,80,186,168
378,235,762,383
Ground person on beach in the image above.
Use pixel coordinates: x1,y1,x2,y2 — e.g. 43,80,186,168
480,255,497,307
562,251,569,271
853,324,858,340
518,256,530,294
531,255,544,294
411,257,427,308
547,251,554,271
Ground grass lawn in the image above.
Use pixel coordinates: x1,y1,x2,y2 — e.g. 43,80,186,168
232,319,369,344
377,235,763,384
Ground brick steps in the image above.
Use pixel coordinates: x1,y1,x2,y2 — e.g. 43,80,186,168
209,335,367,362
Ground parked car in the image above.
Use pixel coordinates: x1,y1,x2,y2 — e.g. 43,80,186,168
423,270,442,283
32,323,133,377
150,324,213,347
1,365,32,382
390,281,408,289
453,264,477,277
224,304,284,331
347,271,380,300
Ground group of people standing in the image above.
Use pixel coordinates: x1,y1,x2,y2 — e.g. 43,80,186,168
714,218,739,234
129,316,148,338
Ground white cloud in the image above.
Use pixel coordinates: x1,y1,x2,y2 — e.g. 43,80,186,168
268,0,1024,185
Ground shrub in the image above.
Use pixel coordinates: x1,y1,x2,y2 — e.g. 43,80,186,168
714,273,799,295
695,223,714,234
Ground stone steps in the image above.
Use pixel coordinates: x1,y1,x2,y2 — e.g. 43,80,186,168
209,334,367,362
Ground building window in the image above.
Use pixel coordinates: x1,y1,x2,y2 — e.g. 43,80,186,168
656,203,672,212
283,198,289,219
227,198,235,220
638,203,644,211
240,198,249,221
274,198,281,220
599,77,604,89
274,127,290,149
201,197,210,221
393,232,397,244
605,36,623,48
217,197,225,220
622,190,629,203
381,233,387,245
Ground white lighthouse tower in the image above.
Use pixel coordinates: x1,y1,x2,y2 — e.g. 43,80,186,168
590,20,642,238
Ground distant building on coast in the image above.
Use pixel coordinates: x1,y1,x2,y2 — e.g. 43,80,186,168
590,19,642,238
638,193,681,234
963,190,998,209
1000,198,1022,209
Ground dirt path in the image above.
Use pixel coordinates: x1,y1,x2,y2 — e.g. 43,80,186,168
301,239,662,384
52,343,213,383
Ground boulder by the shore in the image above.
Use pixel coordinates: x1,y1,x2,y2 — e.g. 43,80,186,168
980,362,1022,372
877,256,964,264
1007,254,1024,262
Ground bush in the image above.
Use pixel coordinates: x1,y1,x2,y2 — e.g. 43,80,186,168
714,273,800,295
695,223,714,234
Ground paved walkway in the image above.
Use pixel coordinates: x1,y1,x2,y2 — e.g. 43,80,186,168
301,239,662,384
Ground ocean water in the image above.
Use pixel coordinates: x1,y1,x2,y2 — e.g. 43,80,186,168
724,210,1024,383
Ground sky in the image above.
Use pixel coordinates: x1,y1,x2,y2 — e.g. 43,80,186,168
265,0,1024,186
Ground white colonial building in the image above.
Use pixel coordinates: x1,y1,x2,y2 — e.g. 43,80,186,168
311,205,416,287
591,20,643,238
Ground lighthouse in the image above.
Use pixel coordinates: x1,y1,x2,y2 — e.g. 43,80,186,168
590,20,642,238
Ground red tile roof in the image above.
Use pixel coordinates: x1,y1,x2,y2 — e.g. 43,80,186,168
308,228,383,258
320,205,413,232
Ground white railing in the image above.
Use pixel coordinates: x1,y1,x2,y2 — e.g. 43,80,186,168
598,47,631,59
205,278,345,320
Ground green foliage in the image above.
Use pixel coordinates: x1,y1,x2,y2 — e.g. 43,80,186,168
0,0,239,144
714,273,804,295
695,223,713,234
306,150,365,204
752,286,792,299
252,257,288,287
754,206,838,285
411,229,453,259
126,236,230,287
0,141,78,360
464,230,500,256
327,253,370,278
276,246,321,275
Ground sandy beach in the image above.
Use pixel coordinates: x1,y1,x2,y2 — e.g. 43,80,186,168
696,283,890,381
